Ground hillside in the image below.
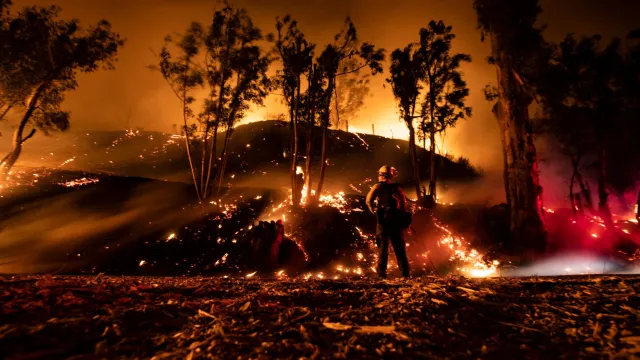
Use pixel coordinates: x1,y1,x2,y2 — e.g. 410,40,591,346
1,120,478,196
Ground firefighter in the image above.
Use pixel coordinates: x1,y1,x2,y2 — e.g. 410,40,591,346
365,165,411,279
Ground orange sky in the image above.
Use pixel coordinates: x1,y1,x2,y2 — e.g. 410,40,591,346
9,0,640,170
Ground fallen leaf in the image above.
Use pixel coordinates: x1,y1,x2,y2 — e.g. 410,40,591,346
356,325,395,334
240,301,251,311
323,322,352,331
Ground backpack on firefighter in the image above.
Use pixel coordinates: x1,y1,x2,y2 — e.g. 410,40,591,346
377,181,412,229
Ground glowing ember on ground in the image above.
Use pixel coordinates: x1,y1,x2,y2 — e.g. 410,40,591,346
245,272,257,278
59,177,100,188
434,219,499,278
166,233,176,242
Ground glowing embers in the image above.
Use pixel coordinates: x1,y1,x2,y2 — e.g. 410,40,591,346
59,177,100,188
434,219,499,278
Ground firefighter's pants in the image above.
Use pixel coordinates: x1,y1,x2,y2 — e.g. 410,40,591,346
376,222,410,278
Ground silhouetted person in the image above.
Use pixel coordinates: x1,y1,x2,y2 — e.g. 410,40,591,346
366,165,410,279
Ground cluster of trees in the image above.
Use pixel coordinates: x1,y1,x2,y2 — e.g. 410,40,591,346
388,20,472,203
476,0,640,251
537,31,640,225
0,0,124,177
3,0,638,255
151,3,272,201
274,16,384,206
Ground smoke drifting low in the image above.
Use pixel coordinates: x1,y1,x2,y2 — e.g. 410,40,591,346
0,181,203,274
501,251,639,277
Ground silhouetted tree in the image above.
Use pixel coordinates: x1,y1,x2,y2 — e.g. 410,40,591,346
539,32,640,220
315,18,384,197
473,0,549,252
331,66,371,132
211,6,272,198
418,20,471,199
300,63,326,203
275,15,314,207
154,23,204,199
153,2,272,201
0,1,123,177
387,45,423,202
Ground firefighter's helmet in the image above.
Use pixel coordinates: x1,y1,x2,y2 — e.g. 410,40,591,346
378,165,397,179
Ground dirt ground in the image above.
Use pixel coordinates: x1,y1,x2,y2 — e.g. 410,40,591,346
1,275,639,359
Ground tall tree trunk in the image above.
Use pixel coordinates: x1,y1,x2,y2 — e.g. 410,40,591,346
215,127,233,197
407,120,422,202
491,38,546,252
304,123,313,202
569,167,576,215
200,117,210,197
316,75,335,197
597,144,612,225
0,83,47,178
203,122,219,200
428,122,437,198
316,120,328,197
492,102,511,205
291,76,301,207
181,60,201,201
570,155,592,211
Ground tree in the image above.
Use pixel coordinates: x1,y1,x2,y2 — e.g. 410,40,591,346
300,63,326,203
473,0,549,252
275,15,314,207
315,18,384,197
0,1,124,177
538,32,640,220
387,45,423,202
154,23,204,199
331,67,371,132
153,2,272,201
417,20,471,199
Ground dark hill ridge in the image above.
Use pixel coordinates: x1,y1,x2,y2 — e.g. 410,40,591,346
2,120,478,195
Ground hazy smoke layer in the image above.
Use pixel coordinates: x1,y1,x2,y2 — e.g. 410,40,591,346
0,181,202,274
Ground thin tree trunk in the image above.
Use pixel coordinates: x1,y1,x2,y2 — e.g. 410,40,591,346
181,60,201,201
408,122,422,203
428,121,436,198
316,120,328,197
491,37,546,252
569,167,576,215
597,144,612,225
334,82,341,130
203,122,219,199
570,154,592,212
200,117,210,197
216,126,233,197
316,75,335,197
0,84,47,178
291,76,301,207
304,123,313,202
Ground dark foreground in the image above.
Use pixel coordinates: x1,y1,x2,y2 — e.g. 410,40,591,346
1,275,639,359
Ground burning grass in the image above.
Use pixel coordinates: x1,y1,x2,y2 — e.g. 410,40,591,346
1,275,639,359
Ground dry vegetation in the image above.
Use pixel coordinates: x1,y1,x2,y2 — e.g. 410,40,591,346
1,275,639,359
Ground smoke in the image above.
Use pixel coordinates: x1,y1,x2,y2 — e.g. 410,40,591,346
436,171,506,206
0,181,204,274
500,251,639,277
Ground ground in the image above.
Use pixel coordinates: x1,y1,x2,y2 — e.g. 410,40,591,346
1,275,638,359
